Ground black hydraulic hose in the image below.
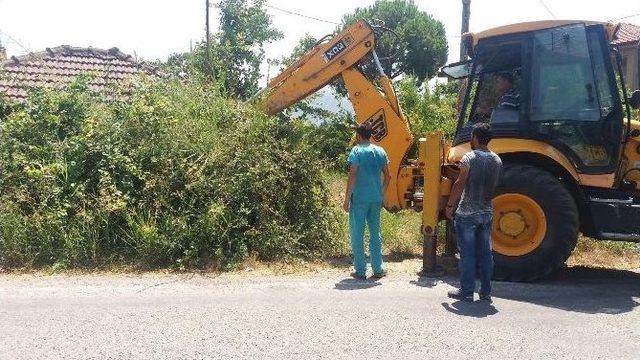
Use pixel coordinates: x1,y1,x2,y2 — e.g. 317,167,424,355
313,34,333,47
367,19,404,76
612,47,632,144
623,168,640,179
371,25,402,61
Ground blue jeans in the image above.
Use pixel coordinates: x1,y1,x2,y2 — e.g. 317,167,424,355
349,201,384,276
454,212,494,297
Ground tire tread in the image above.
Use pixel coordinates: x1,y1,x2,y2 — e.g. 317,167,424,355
493,163,578,282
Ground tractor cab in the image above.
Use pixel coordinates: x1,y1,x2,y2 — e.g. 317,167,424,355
443,21,634,176
441,21,640,281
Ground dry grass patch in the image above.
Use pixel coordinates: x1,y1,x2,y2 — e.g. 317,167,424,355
569,237,640,270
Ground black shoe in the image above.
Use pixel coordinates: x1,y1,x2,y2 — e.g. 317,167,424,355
371,270,387,279
479,293,492,302
447,289,473,302
350,272,367,280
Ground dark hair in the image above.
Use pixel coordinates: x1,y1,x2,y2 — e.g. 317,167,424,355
356,123,372,140
472,122,492,145
496,71,514,84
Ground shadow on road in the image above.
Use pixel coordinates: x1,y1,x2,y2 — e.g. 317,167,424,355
493,266,640,314
326,253,422,269
334,278,382,291
409,277,441,289
441,301,498,318
417,266,640,315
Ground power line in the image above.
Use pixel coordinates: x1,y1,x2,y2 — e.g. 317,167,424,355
608,12,640,22
266,4,340,25
538,0,556,19
0,29,30,53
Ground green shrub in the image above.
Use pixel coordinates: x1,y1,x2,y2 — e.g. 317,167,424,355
398,77,457,139
307,112,353,170
0,76,342,269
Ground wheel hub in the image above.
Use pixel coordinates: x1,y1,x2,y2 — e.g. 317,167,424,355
492,193,547,257
498,211,527,237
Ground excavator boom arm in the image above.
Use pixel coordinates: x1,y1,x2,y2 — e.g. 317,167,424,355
263,21,377,115
259,20,420,212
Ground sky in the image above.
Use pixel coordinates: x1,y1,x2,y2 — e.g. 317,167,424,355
0,0,639,77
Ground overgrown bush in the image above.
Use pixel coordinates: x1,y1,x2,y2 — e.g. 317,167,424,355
306,112,354,170
0,77,342,270
397,77,457,139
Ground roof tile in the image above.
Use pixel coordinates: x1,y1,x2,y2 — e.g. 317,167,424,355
1,46,157,102
612,23,640,45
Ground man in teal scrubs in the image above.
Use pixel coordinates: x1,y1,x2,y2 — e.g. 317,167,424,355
342,123,390,280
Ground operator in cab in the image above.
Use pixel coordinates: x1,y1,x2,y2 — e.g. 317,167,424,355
342,123,391,280
493,71,520,111
476,71,520,122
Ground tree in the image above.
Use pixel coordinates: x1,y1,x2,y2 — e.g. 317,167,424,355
215,0,283,98
279,34,318,68
342,0,448,83
397,77,457,139
163,0,282,100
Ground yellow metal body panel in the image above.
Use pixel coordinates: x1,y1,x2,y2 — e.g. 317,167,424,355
421,133,443,235
466,20,611,47
623,119,640,188
342,68,414,211
448,139,579,180
396,166,415,210
448,139,621,188
263,21,375,115
578,173,616,188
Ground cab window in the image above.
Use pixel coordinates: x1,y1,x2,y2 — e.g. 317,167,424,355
466,41,523,125
530,24,600,122
529,24,622,169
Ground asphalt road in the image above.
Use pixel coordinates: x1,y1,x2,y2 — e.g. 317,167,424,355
1,267,639,360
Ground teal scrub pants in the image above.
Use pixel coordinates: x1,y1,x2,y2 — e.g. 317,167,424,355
349,201,384,276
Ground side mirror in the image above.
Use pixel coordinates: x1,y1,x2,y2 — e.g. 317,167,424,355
629,89,640,109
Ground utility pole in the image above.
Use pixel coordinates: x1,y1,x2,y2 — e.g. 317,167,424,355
460,0,471,61
445,0,472,259
0,39,6,62
205,0,213,78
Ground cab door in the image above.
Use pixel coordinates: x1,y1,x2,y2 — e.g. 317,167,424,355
528,24,624,175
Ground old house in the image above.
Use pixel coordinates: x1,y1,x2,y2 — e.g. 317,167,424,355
612,23,640,92
0,45,156,102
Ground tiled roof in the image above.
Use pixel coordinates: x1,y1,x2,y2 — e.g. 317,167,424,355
0,45,157,102
612,23,640,46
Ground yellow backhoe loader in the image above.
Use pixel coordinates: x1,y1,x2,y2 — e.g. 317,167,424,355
259,20,640,281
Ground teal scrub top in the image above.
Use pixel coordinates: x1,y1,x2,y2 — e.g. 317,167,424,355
347,143,389,203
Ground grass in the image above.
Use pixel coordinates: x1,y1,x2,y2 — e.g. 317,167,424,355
324,171,640,272
569,237,640,270
324,171,423,258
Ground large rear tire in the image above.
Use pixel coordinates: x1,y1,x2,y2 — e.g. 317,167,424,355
492,164,579,282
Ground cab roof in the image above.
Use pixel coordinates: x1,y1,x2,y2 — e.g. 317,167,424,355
464,20,615,47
